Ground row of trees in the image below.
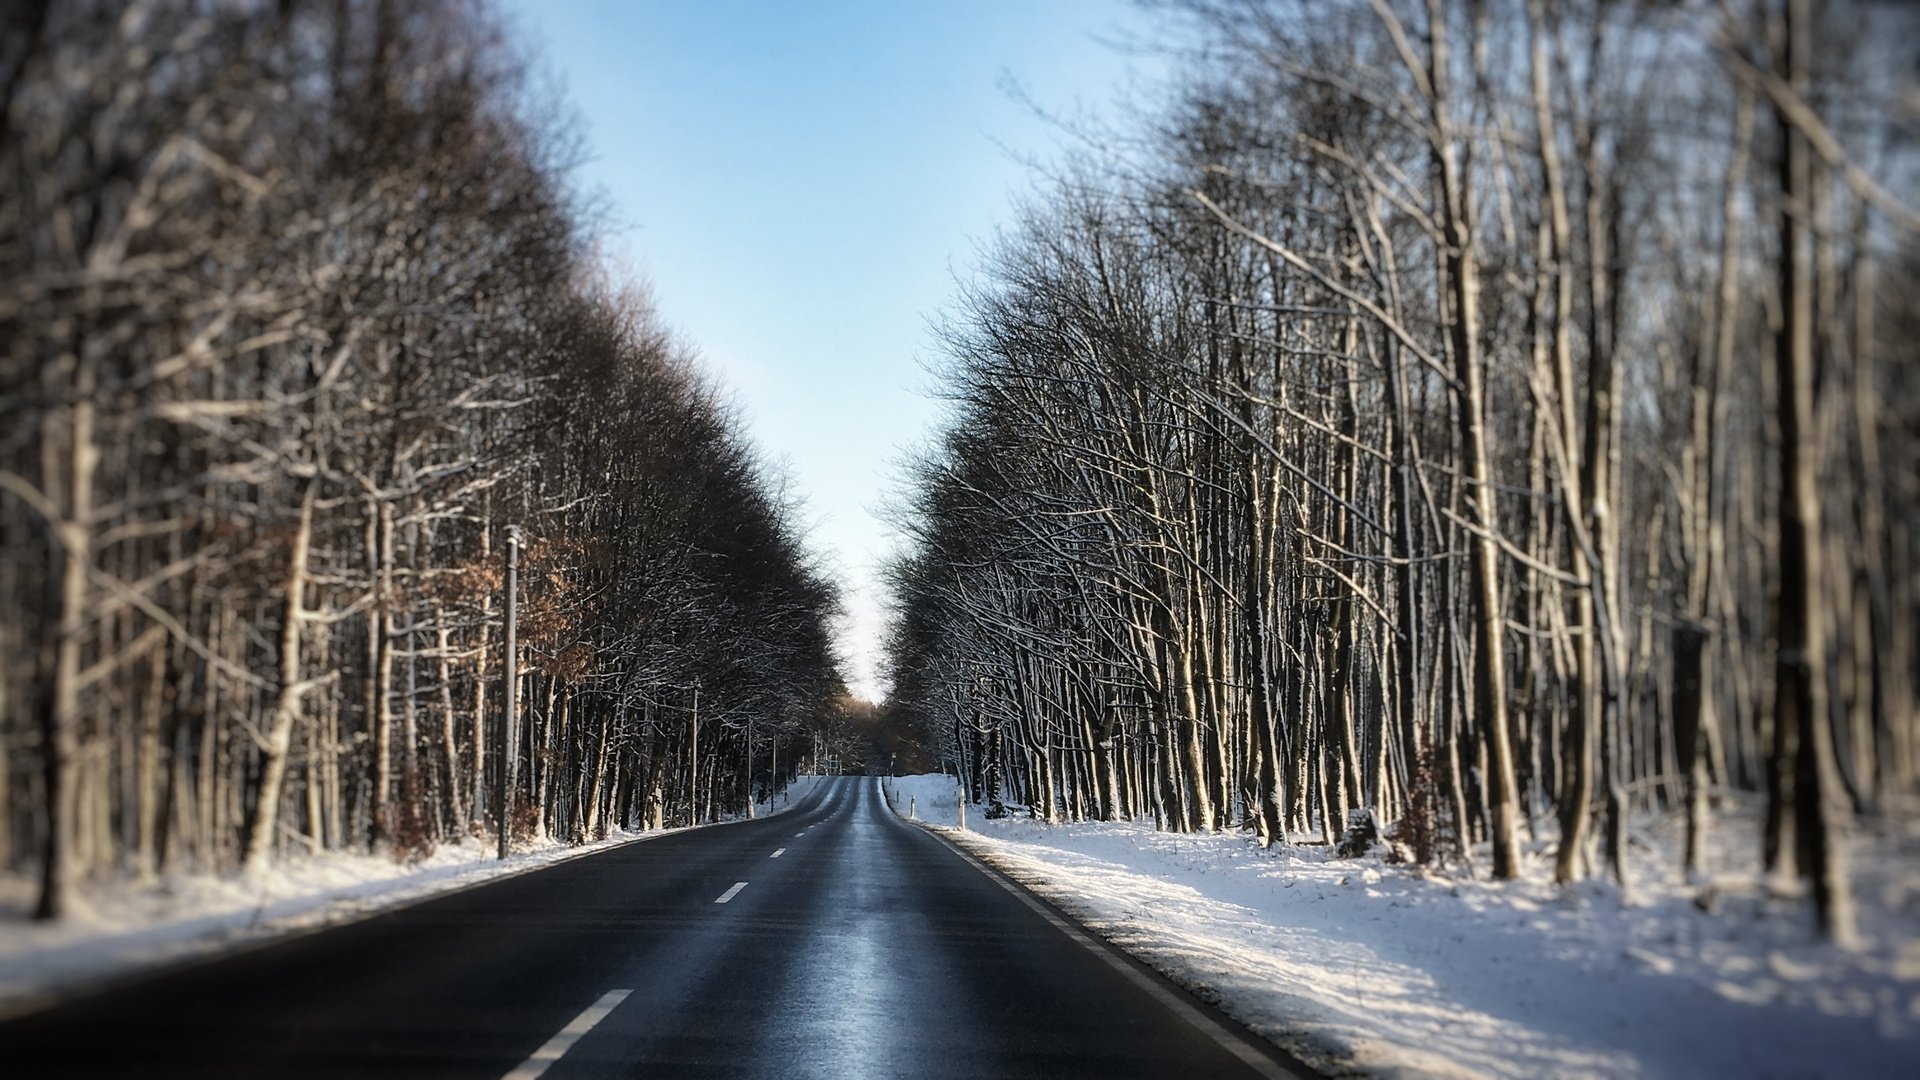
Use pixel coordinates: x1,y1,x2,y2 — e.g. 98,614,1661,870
886,0,1917,941
0,0,842,920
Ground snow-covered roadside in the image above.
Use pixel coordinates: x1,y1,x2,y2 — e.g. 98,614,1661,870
884,772,1920,1079
0,774,826,1017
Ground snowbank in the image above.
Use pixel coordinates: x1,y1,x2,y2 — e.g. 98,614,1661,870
886,774,1920,1079
0,774,826,1017
881,772,967,826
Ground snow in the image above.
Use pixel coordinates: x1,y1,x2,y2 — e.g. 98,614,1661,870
881,773,971,826
0,775,825,1017
884,773,1920,1079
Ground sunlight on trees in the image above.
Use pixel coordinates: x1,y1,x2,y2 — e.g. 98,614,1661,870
885,0,1919,943
0,0,842,919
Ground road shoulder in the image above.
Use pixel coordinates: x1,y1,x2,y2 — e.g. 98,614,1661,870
880,781,1330,1080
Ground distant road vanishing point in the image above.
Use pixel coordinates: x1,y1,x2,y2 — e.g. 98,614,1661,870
1,778,1316,1079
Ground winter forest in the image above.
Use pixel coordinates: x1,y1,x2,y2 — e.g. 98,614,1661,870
0,1,847,920
886,0,1920,944
3,0,1920,1073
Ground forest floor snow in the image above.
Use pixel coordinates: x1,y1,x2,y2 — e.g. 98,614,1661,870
0,775,826,1017
882,772,1920,1079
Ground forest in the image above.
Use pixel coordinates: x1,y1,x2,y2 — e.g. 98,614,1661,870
886,0,1919,942
0,0,844,920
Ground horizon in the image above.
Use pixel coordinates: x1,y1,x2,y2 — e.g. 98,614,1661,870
499,0,1167,701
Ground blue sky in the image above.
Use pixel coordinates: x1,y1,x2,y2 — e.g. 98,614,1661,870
499,1,1164,699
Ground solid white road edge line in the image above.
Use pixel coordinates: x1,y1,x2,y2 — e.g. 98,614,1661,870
714,881,749,904
770,848,785,858
927,831,1305,1080
500,988,632,1080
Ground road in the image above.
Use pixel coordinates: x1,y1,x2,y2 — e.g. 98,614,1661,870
2,777,1316,1078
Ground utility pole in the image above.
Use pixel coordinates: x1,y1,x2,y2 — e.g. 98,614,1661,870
496,525,521,860
688,684,699,826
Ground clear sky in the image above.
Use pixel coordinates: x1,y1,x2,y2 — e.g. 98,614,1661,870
499,1,1162,700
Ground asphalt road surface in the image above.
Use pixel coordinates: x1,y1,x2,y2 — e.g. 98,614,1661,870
2,777,1318,1078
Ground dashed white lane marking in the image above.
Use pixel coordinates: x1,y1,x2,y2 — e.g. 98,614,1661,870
714,881,749,904
795,831,805,837
770,848,785,858
501,989,631,1080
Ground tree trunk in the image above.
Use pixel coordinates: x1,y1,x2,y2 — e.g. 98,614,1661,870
245,482,321,874
1425,0,1520,878
1771,0,1855,944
